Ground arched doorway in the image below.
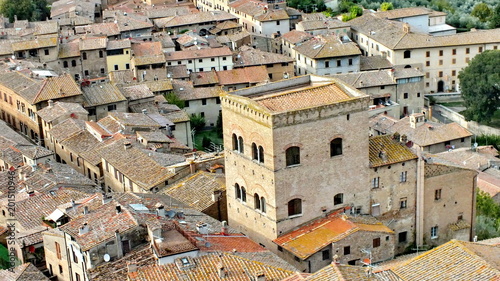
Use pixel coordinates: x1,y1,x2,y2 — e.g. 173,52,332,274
437,80,444,92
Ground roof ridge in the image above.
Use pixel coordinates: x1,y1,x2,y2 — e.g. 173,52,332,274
31,78,48,104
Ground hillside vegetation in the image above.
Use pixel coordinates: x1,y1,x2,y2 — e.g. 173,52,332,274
330,0,500,30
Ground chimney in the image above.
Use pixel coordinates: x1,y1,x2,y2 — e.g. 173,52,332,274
218,262,227,278
189,161,196,174
400,134,408,143
83,206,89,214
378,150,387,162
403,23,410,33
79,223,89,235
221,220,228,235
47,100,54,107
116,205,122,214
123,141,132,150
128,262,138,273
254,271,266,281
71,199,76,210
157,205,165,217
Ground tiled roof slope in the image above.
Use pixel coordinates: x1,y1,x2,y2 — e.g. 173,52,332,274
59,200,139,251
298,19,350,31
350,13,500,49
11,37,57,51
254,82,353,113
154,11,236,28
165,46,232,60
82,83,127,107
294,34,360,59
235,46,294,67
216,66,269,85
388,117,472,147
88,243,156,281
274,214,393,260
300,263,378,280
373,7,432,19
382,240,500,280
369,135,417,168
99,140,175,190
0,262,50,281
37,101,88,122
128,252,294,280
164,171,225,212
282,30,313,45
11,189,94,230
33,73,82,103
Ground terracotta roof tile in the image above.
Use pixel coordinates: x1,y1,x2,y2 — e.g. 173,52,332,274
153,11,236,29
254,82,353,113
11,37,57,52
282,30,313,45
37,101,88,122
57,40,81,58
216,66,269,86
235,46,294,67
79,36,107,50
164,171,225,212
60,200,139,251
128,252,294,280
82,83,127,107
0,263,50,281
369,135,418,167
382,240,500,280
380,115,473,147
274,214,393,260
99,140,175,190
294,34,360,59
165,46,232,61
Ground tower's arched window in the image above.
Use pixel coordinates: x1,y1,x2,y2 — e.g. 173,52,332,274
258,145,264,163
261,197,266,213
238,136,244,153
254,193,260,210
252,143,258,160
235,183,241,200
241,187,246,202
232,134,238,151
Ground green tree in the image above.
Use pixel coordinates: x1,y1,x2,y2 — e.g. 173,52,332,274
490,4,500,28
215,110,223,138
202,136,212,150
0,0,49,22
164,92,185,109
190,114,206,132
458,50,500,123
475,190,500,240
380,2,394,11
471,3,492,22
350,5,363,17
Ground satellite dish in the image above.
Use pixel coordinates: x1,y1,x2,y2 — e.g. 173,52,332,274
103,254,110,262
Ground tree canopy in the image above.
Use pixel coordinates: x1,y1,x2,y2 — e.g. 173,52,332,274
0,0,50,22
458,50,500,123
380,2,394,11
471,3,492,22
